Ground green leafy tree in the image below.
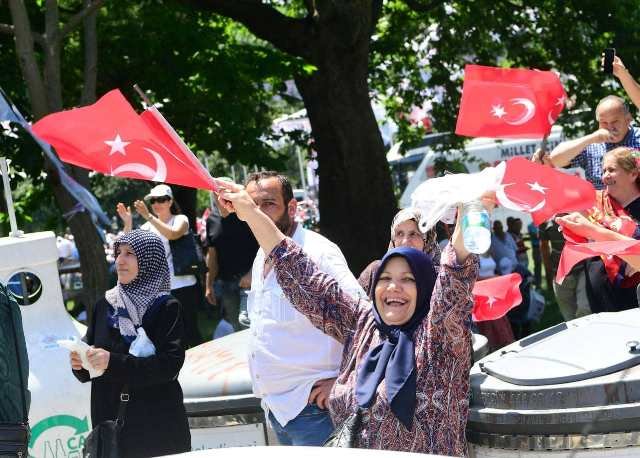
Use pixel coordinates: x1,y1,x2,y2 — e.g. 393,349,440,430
185,0,640,274
1,0,109,314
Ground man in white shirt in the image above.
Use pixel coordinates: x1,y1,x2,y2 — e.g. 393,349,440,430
245,171,364,446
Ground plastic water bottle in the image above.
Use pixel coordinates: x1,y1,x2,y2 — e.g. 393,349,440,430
461,200,491,254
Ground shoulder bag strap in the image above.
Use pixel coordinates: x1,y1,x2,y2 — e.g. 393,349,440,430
8,297,29,424
116,385,130,426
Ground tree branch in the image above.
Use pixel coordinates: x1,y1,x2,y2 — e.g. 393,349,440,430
3,21,46,47
184,0,312,60
80,0,98,106
8,0,48,118
59,0,105,39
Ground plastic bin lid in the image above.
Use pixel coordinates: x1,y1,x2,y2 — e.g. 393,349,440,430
479,310,640,386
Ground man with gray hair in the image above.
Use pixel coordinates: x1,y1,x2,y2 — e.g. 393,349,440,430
549,94,640,189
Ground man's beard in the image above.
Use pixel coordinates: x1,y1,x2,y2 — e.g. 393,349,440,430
275,210,293,235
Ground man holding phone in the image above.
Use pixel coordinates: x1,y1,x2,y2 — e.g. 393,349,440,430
538,53,640,188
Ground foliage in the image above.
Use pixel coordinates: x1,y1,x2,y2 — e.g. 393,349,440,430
4,0,640,233
372,0,640,156
1,0,301,231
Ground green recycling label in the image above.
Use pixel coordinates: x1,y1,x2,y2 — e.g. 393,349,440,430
29,414,90,458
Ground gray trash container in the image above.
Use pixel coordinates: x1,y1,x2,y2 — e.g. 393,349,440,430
467,309,640,456
179,329,269,450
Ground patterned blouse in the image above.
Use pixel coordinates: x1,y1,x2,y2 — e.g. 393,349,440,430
268,238,478,456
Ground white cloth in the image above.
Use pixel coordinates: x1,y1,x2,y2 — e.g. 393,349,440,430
141,215,197,290
247,225,365,427
410,161,505,232
57,338,104,379
129,327,156,357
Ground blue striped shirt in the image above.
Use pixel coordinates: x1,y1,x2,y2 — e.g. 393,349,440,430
569,126,640,189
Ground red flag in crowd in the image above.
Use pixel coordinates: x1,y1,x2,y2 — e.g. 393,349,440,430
496,157,596,225
555,239,640,284
455,64,566,139
32,89,217,191
472,273,523,321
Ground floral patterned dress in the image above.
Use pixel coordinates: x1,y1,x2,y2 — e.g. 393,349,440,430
268,238,478,456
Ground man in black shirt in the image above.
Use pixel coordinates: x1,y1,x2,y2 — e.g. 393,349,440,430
205,200,259,332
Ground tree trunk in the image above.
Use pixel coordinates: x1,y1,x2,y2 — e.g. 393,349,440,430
48,172,110,311
295,41,397,273
10,0,110,317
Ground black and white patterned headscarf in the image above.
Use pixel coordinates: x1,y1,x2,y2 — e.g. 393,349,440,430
105,229,171,341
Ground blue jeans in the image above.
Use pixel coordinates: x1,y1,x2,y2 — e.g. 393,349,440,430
268,404,334,446
214,279,242,330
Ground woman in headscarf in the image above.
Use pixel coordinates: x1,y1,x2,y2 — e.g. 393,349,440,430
70,230,190,457
358,207,441,297
216,180,479,456
117,184,203,348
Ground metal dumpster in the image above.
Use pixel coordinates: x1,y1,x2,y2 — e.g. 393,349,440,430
468,308,640,457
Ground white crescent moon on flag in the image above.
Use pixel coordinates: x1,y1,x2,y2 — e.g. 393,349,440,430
505,98,536,126
111,147,167,182
144,147,167,182
496,183,546,213
547,109,562,126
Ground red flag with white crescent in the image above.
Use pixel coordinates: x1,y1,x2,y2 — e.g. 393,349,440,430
32,89,216,191
472,273,523,321
496,157,596,225
554,239,640,284
455,64,566,139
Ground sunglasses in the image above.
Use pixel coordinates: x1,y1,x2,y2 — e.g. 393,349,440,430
148,196,170,204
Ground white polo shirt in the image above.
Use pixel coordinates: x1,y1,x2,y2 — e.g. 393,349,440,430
247,225,365,426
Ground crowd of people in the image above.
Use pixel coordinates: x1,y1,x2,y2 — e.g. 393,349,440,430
64,53,640,457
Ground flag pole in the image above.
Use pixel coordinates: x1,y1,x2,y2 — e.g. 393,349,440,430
133,84,153,107
0,157,23,237
540,134,549,153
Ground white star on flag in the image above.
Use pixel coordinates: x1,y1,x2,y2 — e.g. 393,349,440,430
486,296,497,309
105,134,130,156
528,181,548,194
491,104,506,119
555,96,566,106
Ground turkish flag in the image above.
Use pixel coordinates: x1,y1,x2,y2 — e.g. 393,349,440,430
32,89,217,191
555,239,640,284
496,157,596,225
455,64,566,139
472,273,523,321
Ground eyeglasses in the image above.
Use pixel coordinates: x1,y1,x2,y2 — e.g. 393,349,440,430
148,196,170,204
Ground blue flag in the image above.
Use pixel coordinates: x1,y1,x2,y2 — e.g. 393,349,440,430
0,87,110,228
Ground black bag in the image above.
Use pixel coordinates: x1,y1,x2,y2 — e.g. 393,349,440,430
0,286,30,458
323,408,364,448
82,387,129,458
169,231,206,276
0,423,29,457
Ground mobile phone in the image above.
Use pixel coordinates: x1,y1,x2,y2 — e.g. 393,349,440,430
603,48,616,74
